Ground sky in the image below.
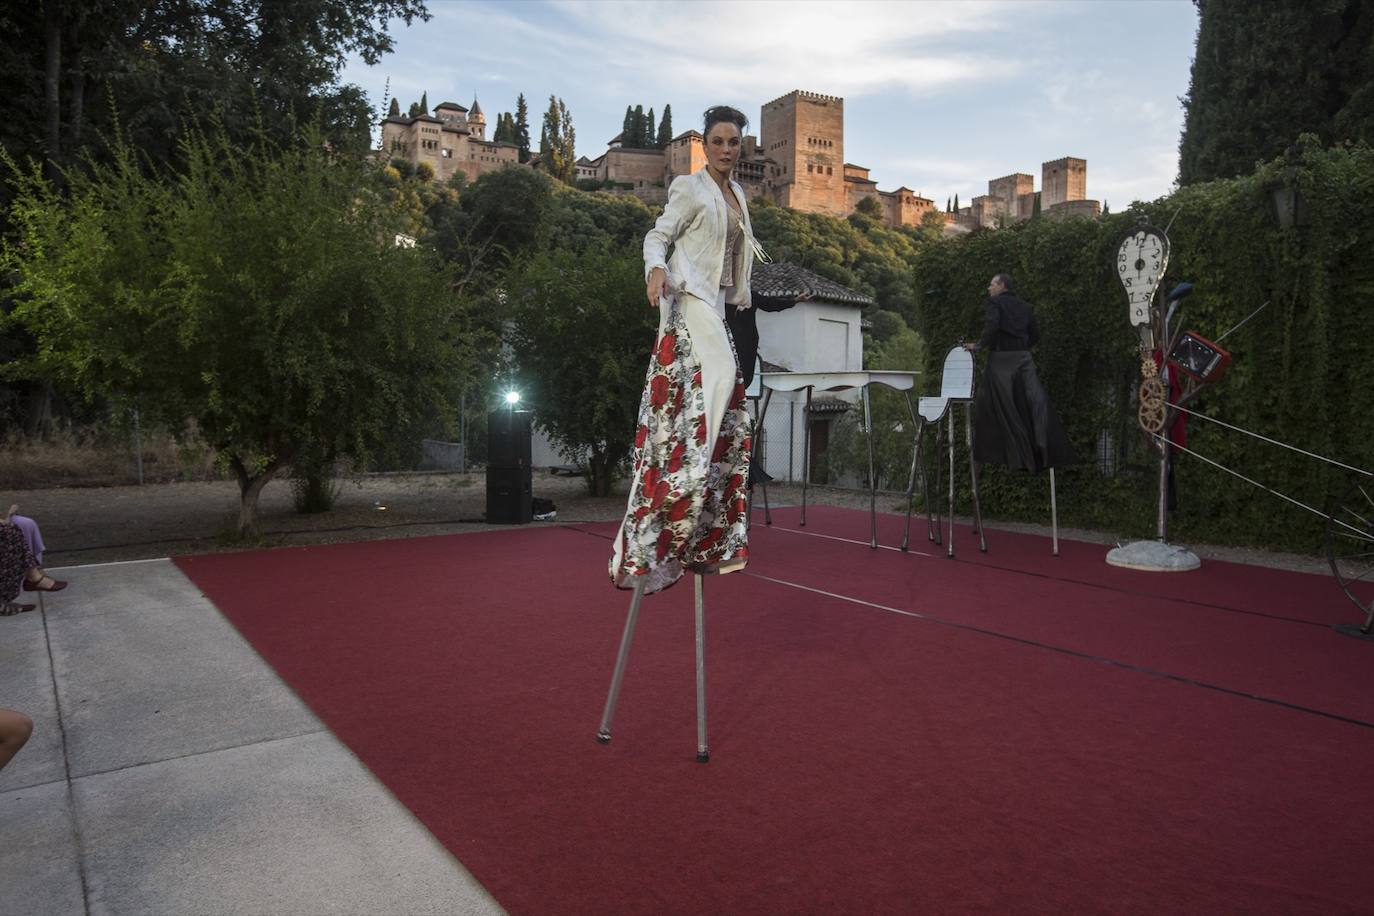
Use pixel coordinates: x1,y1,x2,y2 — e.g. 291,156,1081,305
341,0,1200,209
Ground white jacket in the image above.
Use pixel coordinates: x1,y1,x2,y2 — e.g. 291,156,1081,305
643,167,755,308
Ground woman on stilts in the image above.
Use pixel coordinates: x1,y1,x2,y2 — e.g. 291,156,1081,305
600,106,762,759
609,106,758,594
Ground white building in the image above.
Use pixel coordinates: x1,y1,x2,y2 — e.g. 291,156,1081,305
748,263,873,484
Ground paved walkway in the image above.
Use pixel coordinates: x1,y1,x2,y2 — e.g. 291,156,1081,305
0,558,504,916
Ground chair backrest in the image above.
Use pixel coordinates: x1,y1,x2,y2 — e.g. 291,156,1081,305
917,347,975,422
939,347,975,400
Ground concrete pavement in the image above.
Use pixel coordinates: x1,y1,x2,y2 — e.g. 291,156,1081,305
0,558,505,916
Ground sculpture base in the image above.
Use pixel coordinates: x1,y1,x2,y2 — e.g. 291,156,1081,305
1105,540,1201,572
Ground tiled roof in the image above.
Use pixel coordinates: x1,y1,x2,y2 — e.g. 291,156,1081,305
750,262,875,310
809,396,854,413
435,102,468,112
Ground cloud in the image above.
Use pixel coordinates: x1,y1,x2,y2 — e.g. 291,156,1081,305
545,0,1025,100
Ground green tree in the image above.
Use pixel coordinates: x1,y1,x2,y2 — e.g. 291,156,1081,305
1031,193,1042,218
459,166,558,258
504,246,658,495
953,193,959,211
1178,0,1374,185
0,1,430,174
514,93,531,162
2,123,480,535
408,100,421,117
631,104,645,148
855,195,883,218
621,106,634,146
645,107,655,149
919,208,946,242
388,97,401,118
656,103,673,148
539,95,575,183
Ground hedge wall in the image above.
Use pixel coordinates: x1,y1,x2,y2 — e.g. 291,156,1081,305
911,138,1374,553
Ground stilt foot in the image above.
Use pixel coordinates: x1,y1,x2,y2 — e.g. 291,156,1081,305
596,731,611,744
696,750,710,763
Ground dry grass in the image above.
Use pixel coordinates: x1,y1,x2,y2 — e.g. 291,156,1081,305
0,426,223,489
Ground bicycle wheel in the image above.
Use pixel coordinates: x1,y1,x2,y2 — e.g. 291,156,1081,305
1326,476,1374,632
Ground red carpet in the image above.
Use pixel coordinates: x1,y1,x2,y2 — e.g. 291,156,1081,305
176,510,1374,915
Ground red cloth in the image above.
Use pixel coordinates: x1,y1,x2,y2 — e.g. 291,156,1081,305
1153,349,1187,449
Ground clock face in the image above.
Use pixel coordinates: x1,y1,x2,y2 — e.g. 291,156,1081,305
1117,229,1168,327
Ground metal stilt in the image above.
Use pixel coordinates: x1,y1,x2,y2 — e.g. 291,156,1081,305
965,403,986,553
1050,467,1060,556
800,386,812,526
863,385,877,549
902,392,922,552
596,579,646,745
929,421,943,545
694,573,709,763
947,411,957,558
750,388,774,527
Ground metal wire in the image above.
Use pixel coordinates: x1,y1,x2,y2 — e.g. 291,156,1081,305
1155,435,1368,539
1167,403,1373,477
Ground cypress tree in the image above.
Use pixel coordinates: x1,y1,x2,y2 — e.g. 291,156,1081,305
645,108,655,149
408,101,420,118
1178,0,1374,184
622,106,634,145
945,196,950,212
953,193,959,212
388,97,400,118
1031,193,1041,219
515,93,531,163
631,105,645,148
419,91,429,116
656,104,673,148
558,98,576,184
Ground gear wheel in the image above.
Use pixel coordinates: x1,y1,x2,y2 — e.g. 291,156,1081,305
1137,376,1167,433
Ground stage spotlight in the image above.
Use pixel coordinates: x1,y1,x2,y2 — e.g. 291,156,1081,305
505,391,521,405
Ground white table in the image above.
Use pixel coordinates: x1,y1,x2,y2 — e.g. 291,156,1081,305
757,370,921,548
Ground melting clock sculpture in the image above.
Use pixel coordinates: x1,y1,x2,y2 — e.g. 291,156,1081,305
1109,222,1234,570
1107,222,1373,637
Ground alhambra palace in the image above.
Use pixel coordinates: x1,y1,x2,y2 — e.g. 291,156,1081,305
380,90,1102,232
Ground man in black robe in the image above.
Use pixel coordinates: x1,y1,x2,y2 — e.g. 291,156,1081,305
964,273,1074,472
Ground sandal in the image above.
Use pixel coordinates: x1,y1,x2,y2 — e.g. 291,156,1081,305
1,602,36,616
23,575,67,593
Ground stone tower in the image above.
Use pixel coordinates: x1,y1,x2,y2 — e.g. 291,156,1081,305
988,173,1035,220
467,98,486,141
1041,157,1086,209
760,90,846,217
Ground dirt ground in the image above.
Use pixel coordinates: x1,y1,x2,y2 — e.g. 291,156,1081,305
4,469,1336,576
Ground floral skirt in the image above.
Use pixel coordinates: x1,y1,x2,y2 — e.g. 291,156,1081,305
610,290,752,593
1,523,37,602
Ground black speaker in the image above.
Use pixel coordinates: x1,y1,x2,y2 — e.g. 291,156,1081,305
486,466,533,524
488,409,532,469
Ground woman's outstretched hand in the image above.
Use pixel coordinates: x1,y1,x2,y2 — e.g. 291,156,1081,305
646,267,667,307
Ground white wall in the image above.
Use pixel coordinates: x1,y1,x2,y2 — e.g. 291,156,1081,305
749,299,866,483
754,300,864,374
